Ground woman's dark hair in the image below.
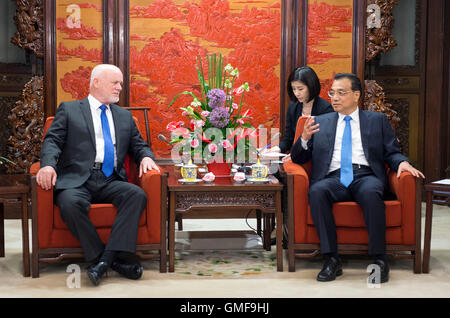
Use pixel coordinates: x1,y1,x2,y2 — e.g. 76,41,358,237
334,73,362,95
287,66,321,102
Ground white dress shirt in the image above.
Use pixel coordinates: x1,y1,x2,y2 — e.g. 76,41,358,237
88,94,117,166
301,108,369,174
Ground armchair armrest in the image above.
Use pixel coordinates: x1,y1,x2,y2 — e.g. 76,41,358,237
388,170,415,202
30,162,40,175
138,168,163,242
30,162,55,248
388,170,417,244
283,160,311,244
283,159,310,185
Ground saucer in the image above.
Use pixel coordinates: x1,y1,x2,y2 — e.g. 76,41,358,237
233,175,246,183
247,177,270,183
178,178,202,184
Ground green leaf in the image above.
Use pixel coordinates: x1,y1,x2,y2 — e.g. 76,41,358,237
168,91,199,108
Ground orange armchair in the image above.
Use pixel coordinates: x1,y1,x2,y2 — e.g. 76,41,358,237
283,116,422,273
30,117,167,277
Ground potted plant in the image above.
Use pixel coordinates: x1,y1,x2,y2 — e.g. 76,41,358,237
166,53,259,175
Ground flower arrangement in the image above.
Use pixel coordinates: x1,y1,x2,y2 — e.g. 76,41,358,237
167,54,258,165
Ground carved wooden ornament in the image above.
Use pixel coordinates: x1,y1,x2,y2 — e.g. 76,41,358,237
7,76,44,173
11,0,44,58
366,0,398,62
364,80,400,131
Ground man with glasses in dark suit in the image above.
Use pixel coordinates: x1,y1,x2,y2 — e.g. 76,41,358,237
291,73,424,283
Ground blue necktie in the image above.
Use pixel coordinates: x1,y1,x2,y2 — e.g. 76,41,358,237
340,115,353,187
99,105,114,177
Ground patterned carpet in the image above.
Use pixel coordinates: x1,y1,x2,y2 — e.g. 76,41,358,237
173,249,278,278
169,228,279,278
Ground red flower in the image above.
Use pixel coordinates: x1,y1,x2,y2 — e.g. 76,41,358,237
166,121,184,132
233,86,244,96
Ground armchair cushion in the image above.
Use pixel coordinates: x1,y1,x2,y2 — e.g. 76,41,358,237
53,205,147,229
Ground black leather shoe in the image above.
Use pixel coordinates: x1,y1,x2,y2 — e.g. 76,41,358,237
87,261,108,286
317,256,343,282
368,259,389,284
111,259,143,280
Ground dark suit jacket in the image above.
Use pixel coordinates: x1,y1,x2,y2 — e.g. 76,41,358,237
290,110,409,187
279,96,333,153
40,98,154,190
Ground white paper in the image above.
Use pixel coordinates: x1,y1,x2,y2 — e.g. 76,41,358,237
260,152,287,157
432,179,450,185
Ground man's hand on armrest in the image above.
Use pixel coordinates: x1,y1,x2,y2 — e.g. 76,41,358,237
397,161,425,179
139,157,160,177
36,166,57,191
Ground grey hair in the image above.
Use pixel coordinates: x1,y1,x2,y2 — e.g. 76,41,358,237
89,64,122,87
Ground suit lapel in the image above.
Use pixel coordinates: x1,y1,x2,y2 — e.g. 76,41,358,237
321,112,338,169
359,110,370,161
80,98,96,149
110,104,121,154
326,112,338,150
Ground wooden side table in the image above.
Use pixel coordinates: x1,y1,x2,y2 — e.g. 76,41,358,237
167,171,284,273
423,180,450,273
0,174,31,277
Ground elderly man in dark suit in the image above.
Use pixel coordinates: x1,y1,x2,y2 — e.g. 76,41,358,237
36,64,159,286
291,73,424,283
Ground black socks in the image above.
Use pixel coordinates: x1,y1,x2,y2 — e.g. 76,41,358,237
99,250,117,267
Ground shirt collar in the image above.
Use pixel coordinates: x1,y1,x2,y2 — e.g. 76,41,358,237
88,94,109,111
338,107,359,123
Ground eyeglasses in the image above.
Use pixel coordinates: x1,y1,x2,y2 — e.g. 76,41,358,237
328,90,353,98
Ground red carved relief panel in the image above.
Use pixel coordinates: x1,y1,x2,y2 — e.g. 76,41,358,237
56,1,103,106
129,0,281,158
307,0,353,102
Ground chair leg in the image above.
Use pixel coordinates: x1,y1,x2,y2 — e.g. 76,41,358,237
414,250,421,274
32,251,39,278
288,247,295,272
160,247,167,273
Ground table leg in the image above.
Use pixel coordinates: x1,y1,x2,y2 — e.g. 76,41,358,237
21,194,30,277
276,191,283,272
422,191,433,273
0,201,4,257
256,210,261,237
263,214,271,251
169,192,175,272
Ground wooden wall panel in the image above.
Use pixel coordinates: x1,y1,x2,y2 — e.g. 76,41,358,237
55,1,103,106
424,0,446,181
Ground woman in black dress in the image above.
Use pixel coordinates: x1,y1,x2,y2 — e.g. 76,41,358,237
264,66,334,160
265,66,334,246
